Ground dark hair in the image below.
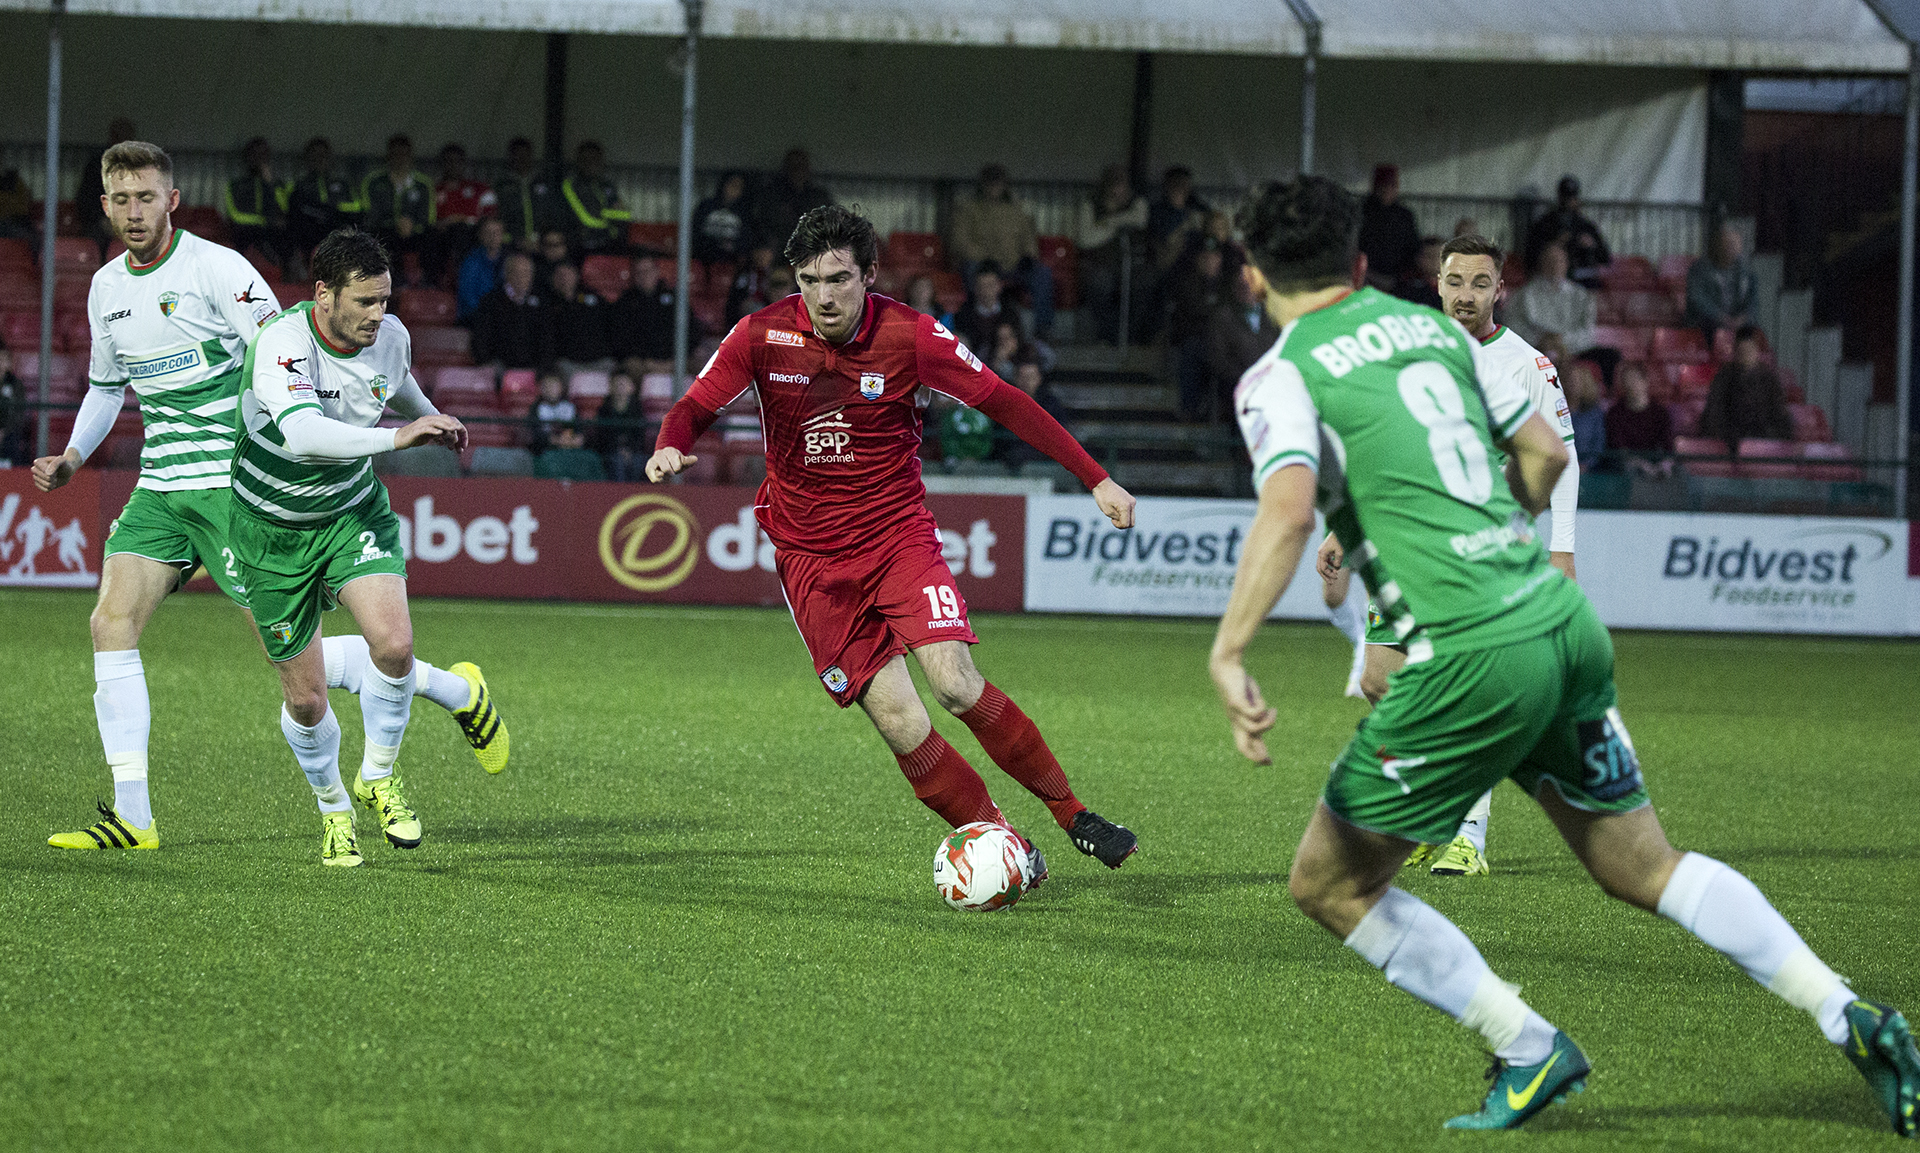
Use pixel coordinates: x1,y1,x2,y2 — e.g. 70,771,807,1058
386,134,411,151
1734,323,1765,346
440,142,466,158
1165,165,1194,183
784,204,878,273
1441,233,1504,269
311,228,390,292
1235,176,1359,292
101,141,172,186
303,136,330,154
577,140,604,156
508,137,534,153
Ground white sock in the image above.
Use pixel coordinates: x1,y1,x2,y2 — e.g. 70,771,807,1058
358,662,413,782
1657,851,1851,1044
412,659,472,712
323,633,468,714
93,650,153,828
1457,789,1492,853
1346,887,1557,1064
281,705,349,813
1328,586,1370,699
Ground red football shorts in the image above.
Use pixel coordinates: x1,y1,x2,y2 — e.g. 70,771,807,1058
776,510,978,707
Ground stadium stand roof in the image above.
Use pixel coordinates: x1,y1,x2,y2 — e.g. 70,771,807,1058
2,0,1906,72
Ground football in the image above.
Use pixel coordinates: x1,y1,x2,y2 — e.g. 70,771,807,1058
932,822,1030,911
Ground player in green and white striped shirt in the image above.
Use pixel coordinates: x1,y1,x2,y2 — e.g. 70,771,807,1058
33,144,497,856
231,228,506,867
1208,176,1916,1133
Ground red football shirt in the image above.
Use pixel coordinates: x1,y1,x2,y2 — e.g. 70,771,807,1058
435,178,498,221
676,293,1103,554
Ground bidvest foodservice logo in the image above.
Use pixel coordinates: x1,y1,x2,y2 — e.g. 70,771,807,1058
1659,524,1891,610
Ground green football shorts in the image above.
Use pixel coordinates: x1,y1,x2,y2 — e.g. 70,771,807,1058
229,492,407,663
1324,597,1649,844
1363,597,1401,648
104,485,248,604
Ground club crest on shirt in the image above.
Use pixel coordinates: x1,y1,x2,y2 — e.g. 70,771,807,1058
859,372,885,400
820,666,850,693
766,329,804,347
157,291,180,318
370,374,390,404
268,620,295,644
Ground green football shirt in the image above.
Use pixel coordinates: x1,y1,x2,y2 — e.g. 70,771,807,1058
1234,286,1581,658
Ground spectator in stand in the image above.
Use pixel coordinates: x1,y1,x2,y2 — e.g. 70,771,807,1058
545,261,614,374
752,148,834,257
561,141,631,255
1685,224,1757,344
985,319,1024,382
286,137,359,280
457,217,507,323
360,134,435,284
221,136,289,272
1525,175,1611,288
1166,237,1232,421
588,370,647,481
524,372,577,455
950,262,1015,353
1605,361,1676,477
1148,166,1210,272
494,137,563,250
1077,163,1151,344
1391,235,1444,309
533,228,571,294
0,338,25,466
471,251,552,370
1206,263,1281,399
691,171,755,265
903,275,950,327
0,167,33,240
1510,240,1621,388
1700,324,1792,448
764,265,796,304
610,252,680,375
1358,164,1420,292
950,164,1056,338
534,422,605,479
74,118,135,258
1566,361,1607,472
433,143,496,276
998,352,1070,468
726,244,780,325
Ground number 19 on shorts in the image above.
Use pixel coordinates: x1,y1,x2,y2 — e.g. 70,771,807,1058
922,584,961,622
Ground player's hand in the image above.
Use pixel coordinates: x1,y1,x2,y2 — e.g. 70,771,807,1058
1210,654,1277,765
1092,477,1135,529
394,413,465,451
1315,532,1344,582
646,447,696,482
31,448,80,493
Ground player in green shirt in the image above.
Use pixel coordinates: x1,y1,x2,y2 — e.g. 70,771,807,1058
1209,176,1917,1134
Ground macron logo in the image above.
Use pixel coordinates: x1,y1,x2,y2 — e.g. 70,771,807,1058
766,329,804,347
766,372,810,384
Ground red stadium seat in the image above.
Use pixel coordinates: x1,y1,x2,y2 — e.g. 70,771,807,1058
1650,326,1709,365
173,206,227,244
1710,327,1737,361
1670,360,1717,396
1787,402,1832,442
31,200,81,238
499,368,540,405
1594,291,1623,325
1675,435,1735,477
432,364,495,400
581,254,630,301
1589,325,1650,360
1800,441,1863,482
1500,252,1528,288
0,237,31,270
627,222,678,256
885,232,946,275
1620,290,1680,327
690,297,725,334
52,276,89,310
395,288,457,327
1657,253,1694,285
50,237,98,275
1737,437,1802,480
410,325,472,366
930,271,967,315
573,394,604,420
568,369,610,399
244,250,281,283
105,239,128,264
1600,256,1657,290
57,310,91,353
0,311,42,349
1668,398,1705,436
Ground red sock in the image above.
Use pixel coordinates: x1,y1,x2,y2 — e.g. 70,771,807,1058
956,682,1085,830
895,730,1003,828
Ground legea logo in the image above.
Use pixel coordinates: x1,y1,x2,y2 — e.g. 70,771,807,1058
599,493,700,592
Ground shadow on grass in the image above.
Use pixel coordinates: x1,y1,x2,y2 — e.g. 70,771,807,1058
1528,1079,1884,1134
1057,869,1286,908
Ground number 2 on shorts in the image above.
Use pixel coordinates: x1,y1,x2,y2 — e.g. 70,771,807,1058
921,584,960,620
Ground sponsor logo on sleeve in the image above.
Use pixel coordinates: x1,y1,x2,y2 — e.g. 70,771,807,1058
859,372,885,400
235,282,265,304
1536,355,1554,371
251,302,277,327
766,329,804,347
954,342,983,372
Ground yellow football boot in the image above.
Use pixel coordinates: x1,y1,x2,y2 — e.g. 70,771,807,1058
49,802,158,850
449,661,509,774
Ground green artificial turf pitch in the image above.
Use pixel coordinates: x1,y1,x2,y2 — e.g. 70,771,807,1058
1,588,1915,1152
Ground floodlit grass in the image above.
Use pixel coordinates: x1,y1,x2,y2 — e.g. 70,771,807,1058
1,588,1915,1151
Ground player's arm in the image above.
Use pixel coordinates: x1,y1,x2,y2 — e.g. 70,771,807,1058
920,314,1134,528
1500,413,1569,519
1546,442,1578,579
34,283,127,491
211,247,282,339
1210,464,1317,764
647,321,751,481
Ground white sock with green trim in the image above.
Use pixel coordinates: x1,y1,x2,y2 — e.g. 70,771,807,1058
281,705,348,813
322,634,468,713
94,650,152,828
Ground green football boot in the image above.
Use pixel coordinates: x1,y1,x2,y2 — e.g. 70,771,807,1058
1842,999,1920,1138
1444,1031,1590,1130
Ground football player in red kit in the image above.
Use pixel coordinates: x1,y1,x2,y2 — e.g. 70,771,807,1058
648,205,1140,880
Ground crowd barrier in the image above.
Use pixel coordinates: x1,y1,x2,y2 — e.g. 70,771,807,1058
3,470,1915,637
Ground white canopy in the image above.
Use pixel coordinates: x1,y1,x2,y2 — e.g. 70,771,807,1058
3,0,1907,72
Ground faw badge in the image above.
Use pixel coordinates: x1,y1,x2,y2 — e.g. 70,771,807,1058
369,374,390,404
157,291,180,318
859,372,885,400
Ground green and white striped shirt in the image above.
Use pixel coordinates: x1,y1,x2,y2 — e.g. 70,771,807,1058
86,229,281,491
234,304,413,527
